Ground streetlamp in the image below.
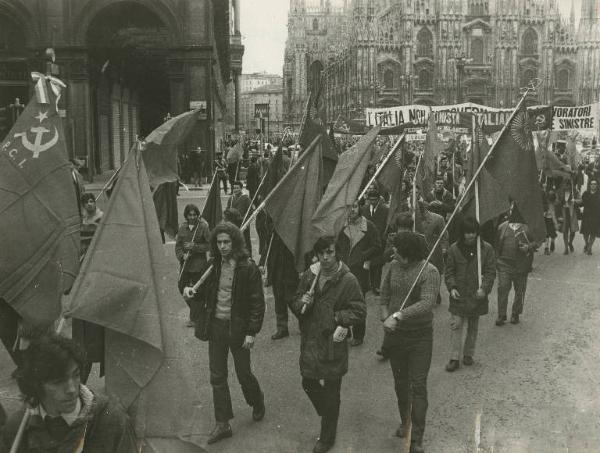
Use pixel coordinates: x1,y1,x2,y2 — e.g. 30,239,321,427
450,54,473,103
399,74,418,105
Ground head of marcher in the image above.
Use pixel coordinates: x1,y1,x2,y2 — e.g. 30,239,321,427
393,212,415,232
589,179,598,194
232,181,243,197
367,189,380,207
508,201,525,224
313,236,341,273
434,175,444,193
16,334,86,415
184,204,200,226
223,207,242,227
458,217,480,247
392,231,427,266
348,200,363,223
211,221,247,262
81,193,96,215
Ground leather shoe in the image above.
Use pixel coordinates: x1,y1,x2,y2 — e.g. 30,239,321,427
445,360,459,372
313,439,334,453
271,330,289,340
409,441,425,453
207,423,232,444
495,317,506,326
510,314,520,324
252,400,265,421
463,356,474,366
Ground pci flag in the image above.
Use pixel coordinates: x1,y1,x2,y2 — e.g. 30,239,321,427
0,74,79,326
65,149,204,451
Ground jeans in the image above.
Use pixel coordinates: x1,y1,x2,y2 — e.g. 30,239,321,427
449,315,479,360
497,271,528,318
272,279,295,332
386,330,433,444
209,319,263,422
302,377,342,443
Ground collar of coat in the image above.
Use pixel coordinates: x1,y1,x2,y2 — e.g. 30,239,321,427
31,385,97,428
309,261,349,284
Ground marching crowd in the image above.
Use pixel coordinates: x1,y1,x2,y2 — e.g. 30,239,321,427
1,138,600,453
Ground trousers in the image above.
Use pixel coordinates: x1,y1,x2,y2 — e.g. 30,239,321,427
209,319,263,422
449,315,479,360
497,271,528,318
302,377,342,444
386,330,433,444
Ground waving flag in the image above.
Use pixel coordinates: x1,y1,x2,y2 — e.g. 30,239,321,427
0,73,79,326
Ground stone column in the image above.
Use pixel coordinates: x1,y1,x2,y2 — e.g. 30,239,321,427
234,0,241,34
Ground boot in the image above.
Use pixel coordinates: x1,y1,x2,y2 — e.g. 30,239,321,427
207,422,232,444
445,360,460,372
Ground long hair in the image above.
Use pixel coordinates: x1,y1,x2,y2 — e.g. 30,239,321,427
210,221,248,262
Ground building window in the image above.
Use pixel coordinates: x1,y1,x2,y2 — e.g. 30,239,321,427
308,60,324,93
471,38,484,64
521,28,538,55
313,18,318,31
384,69,394,88
418,69,432,89
520,68,536,87
556,69,569,90
416,28,433,57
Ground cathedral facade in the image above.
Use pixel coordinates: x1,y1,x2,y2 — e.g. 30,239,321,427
283,0,600,129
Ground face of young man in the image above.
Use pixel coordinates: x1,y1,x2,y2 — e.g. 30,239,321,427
232,184,242,197
590,181,598,193
84,198,96,214
348,202,361,222
368,196,379,207
217,233,233,260
463,232,477,246
392,246,408,264
434,180,444,192
317,244,338,272
40,360,81,416
186,210,199,225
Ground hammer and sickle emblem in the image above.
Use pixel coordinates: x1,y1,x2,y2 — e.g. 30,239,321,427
14,126,59,158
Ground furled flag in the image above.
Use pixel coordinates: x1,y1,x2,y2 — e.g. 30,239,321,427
415,113,443,197
201,172,223,229
533,130,571,178
462,116,509,224
311,126,381,238
65,148,204,451
375,134,407,225
299,118,338,188
0,72,79,327
263,136,324,272
142,110,201,188
484,104,546,241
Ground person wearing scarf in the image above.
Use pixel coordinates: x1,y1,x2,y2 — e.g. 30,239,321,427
444,218,496,372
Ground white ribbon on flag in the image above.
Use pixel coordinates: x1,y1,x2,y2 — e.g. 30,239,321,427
31,72,67,110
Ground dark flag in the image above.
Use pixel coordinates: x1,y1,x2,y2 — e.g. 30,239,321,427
258,146,286,200
484,105,546,241
65,148,204,451
312,126,380,238
415,113,443,196
0,73,79,326
376,135,407,225
264,137,324,272
533,130,571,178
202,173,223,229
142,110,201,188
153,181,180,240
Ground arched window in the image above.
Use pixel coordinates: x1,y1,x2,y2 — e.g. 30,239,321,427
557,69,570,90
521,28,538,55
313,18,318,31
471,38,484,64
520,68,536,88
384,69,394,88
308,60,324,92
416,28,433,57
418,69,432,89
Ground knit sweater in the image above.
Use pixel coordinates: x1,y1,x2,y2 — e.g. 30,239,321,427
380,259,440,331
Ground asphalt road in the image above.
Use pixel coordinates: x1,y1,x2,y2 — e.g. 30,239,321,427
2,191,600,453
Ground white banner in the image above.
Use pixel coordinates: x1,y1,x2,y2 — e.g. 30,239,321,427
552,103,600,131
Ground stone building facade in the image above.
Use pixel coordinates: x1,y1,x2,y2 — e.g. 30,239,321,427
283,0,600,129
0,0,243,179
240,83,284,136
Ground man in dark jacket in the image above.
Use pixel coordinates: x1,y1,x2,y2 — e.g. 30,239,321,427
444,217,496,372
338,200,382,346
290,236,365,453
189,222,265,445
360,189,389,295
175,204,211,327
424,176,455,220
227,181,253,256
0,334,137,453
245,156,261,201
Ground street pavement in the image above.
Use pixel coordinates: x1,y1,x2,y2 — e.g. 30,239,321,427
2,187,600,452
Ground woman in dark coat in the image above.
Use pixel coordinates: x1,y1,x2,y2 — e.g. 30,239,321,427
444,217,496,372
581,179,600,255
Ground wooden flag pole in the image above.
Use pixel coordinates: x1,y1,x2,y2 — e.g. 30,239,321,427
392,81,540,314
240,135,321,232
472,115,483,287
301,266,321,314
9,408,32,453
357,132,405,201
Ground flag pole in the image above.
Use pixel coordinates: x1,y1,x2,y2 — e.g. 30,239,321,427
262,233,275,284
412,151,424,232
243,168,270,225
393,80,540,314
240,135,321,232
472,115,483,287
357,132,405,201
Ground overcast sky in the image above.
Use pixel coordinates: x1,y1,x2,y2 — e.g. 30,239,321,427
240,0,581,76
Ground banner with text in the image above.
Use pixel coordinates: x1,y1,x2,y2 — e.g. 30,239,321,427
552,103,599,131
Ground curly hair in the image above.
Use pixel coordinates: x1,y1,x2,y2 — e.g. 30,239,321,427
80,193,95,205
16,334,87,406
392,231,428,263
210,221,248,262
183,203,200,218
